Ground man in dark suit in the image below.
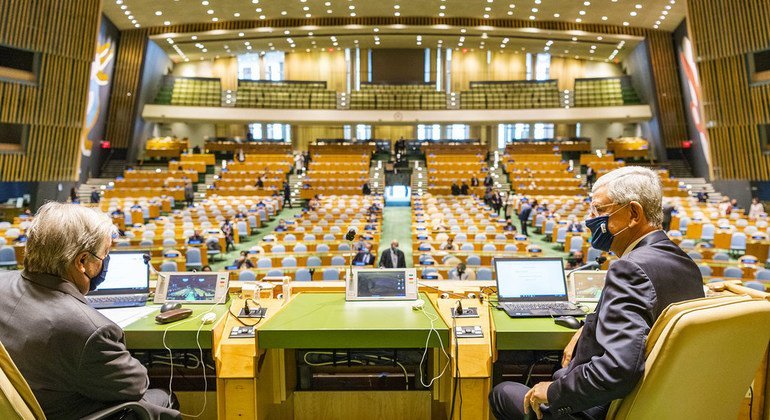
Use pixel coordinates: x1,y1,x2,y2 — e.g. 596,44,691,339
0,202,181,419
484,173,494,187
518,200,533,237
379,239,406,268
489,167,704,420
352,242,376,266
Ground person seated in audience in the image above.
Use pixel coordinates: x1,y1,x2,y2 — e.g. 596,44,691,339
718,196,732,216
504,220,517,233
460,182,470,195
362,182,372,195
234,210,247,219
440,236,458,251
0,203,182,419
451,182,460,196
354,235,367,252
90,190,100,204
352,243,376,266
365,222,377,231
484,173,494,187
449,262,472,281
13,229,28,243
234,251,255,269
566,216,584,233
275,219,288,232
188,230,205,244
201,265,213,272
221,218,235,252
111,208,124,217
255,177,264,189
565,250,585,270
470,175,479,187
696,191,709,203
749,197,764,220
431,218,449,231
731,198,741,211
130,203,142,210
308,197,320,211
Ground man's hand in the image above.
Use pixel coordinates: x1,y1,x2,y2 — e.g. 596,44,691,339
523,381,552,419
561,326,583,368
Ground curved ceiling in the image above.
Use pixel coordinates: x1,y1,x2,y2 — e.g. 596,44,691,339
104,0,684,32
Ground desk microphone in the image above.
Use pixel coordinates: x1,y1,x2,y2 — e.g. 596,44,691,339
143,253,159,276
345,227,357,241
566,256,606,277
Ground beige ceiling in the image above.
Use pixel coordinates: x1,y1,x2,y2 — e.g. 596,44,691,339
150,25,641,64
104,0,685,32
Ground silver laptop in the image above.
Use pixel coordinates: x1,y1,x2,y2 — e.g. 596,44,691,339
494,257,585,318
86,251,150,309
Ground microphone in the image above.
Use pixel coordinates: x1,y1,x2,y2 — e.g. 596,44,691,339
143,253,159,275
566,256,606,277
345,227,357,241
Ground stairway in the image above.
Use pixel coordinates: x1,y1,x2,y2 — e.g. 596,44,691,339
76,178,113,203
368,159,386,195
410,160,427,196
100,159,128,179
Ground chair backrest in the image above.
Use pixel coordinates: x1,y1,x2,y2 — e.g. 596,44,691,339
281,257,297,267
159,261,177,272
743,281,765,292
460,243,474,251
697,264,712,277
712,252,730,261
687,251,703,261
316,244,330,253
295,268,312,282
0,339,46,420
338,243,351,251
323,268,340,280
723,266,743,278
466,255,482,266
476,268,493,280
482,243,496,252
257,257,272,268
238,270,257,282
504,244,517,252
0,247,16,262
607,297,770,420
271,244,286,253
284,234,296,243
756,269,770,281
266,269,284,277
331,256,346,266
306,256,322,267
569,236,584,252
186,247,201,263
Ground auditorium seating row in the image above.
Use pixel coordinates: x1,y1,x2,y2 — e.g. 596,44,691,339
144,137,189,159
573,77,642,107
504,141,591,155
154,76,221,107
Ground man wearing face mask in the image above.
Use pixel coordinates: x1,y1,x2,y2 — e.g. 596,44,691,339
379,239,406,268
489,166,704,420
0,202,181,419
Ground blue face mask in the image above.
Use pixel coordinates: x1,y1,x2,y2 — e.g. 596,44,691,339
584,204,630,252
88,254,110,292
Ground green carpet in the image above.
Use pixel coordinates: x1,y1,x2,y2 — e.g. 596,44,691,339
207,206,305,270
380,206,414,267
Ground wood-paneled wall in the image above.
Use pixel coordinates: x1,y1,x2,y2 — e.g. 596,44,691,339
284,50,347,92
687,0,770,180
105,29,148,150
106,16,687,153
0,0,101,181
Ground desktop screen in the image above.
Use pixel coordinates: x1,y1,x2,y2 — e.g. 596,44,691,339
356,270,406,298
91,252,149,294
166,274,218,301
495,259,567,300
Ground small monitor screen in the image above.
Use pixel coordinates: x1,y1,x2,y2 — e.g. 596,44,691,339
166,273,218,301
356,270,406,298
495,258,567,301
90,252,149,294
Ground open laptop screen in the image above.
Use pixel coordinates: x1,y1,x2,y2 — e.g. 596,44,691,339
494,258,569,302
89,251,150,295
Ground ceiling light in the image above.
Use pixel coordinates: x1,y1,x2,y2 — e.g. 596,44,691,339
164,21,171,25
259,15,265,19
439,12,445,16
154,11,162,16
207,9,214,14
202,48,207,52
128,15,133,19
327,9,332,13
305,13,311,17
280,10,287,15
120,5,127,9
349,5,355,9
394,11,400,16
485,7,492,11
575,18,582,22
553,13,560,17
630,11,637,16
325,1,331,5
460,28,466,33
507,10,513,15
531,7,538,12
623,21,630,26
123,10,129,15
116,0,122,4
636,4,643,8
579,10,586,15
601,16,608,20
571,37,577,41
239,32,245,37
202,0,208,4
234,12,240,17
350,12,356,16
439,5,446,9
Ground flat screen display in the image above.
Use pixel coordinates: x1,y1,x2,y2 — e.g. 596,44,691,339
166,273,218,301
90,251,149,295
494,258,568,301
356,270,406,298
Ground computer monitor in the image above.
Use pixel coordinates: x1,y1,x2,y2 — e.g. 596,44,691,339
154,272,229,304
88,251,149,296
346,268,418,301
569,270,607,303
493,258,570,302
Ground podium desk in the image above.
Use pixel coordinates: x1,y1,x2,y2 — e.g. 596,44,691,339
118,303,230,350
258,293,448,349
491,308,581,352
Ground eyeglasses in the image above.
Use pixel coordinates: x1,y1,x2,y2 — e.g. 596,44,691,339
588,202,621,218
88,251,108,261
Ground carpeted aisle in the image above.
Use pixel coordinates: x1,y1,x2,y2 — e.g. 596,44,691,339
380,206,414,267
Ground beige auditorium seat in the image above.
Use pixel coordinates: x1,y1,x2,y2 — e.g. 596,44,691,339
607,295,770,419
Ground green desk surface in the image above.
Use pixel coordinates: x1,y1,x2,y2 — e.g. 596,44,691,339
120,304,231,350
258,293,450,349
491,307,587,351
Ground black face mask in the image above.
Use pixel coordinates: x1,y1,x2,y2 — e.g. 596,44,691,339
88,254,110,292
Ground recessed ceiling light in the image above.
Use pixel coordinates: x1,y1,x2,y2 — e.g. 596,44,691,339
623,21,630,26
116,0,122,4
305,13,311,17
374,28,379,32
350,12,356,16
154,11,162,16
164,21,171,25
439,12,445,16
120,5,127,9
636,4,643,8
531,7,537,12
394,11,400,16
571,37,578,41
234,12,240,17
630,11,637,16
601,16,608,20
349,5,355,9
281,10,287,15
207,9,214,14
553,13,560,17
202,0,208,4
239,32,244,37
485,7,492,11
327,9,332,13
584,1,590,5
483,14,490,18
259,15,265,19
528,15,535,20
507,11,513,15
578,10,586,15
575,18,582,22
325,1,331,5
303,6,309,11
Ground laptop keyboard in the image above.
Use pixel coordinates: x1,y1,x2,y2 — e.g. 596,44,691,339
503,302,575,311
87,294,147,308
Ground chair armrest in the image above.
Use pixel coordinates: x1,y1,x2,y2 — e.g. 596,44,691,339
80,401,151,420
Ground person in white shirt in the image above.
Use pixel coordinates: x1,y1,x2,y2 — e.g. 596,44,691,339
749,197,764,220
440,236,458,251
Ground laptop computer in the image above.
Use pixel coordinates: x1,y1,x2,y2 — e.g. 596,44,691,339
494,257,585,318
87,251,150,309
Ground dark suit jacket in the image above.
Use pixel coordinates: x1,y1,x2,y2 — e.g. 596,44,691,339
546,231,705,417
0,270,180,419
378,248,406,268
352,252,376,265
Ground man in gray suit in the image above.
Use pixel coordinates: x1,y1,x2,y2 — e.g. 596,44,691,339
490,167,705,419
0,202,181,419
